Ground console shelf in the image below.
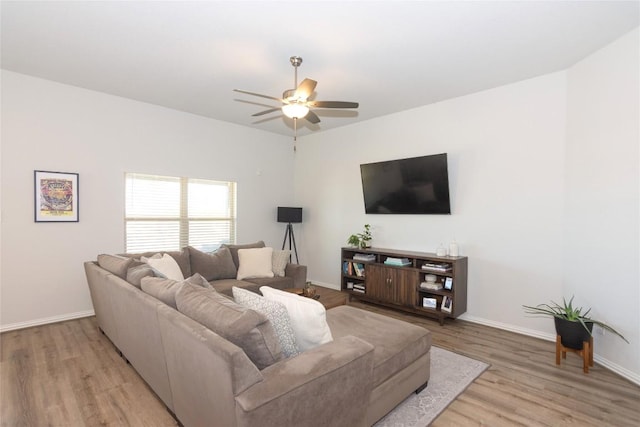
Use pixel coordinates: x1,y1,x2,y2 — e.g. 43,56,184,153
341,247,468,325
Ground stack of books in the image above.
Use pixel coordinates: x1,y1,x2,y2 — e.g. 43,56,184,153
421,262,452,272
352,283,366,294
353,253,376,262
384,257,411,266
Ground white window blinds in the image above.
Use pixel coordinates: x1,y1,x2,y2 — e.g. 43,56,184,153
125,173,236,253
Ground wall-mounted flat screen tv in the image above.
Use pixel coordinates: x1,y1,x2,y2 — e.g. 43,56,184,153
360,153,451,214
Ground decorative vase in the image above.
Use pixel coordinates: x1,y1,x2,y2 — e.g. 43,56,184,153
554,317,593,350
303,282,316,298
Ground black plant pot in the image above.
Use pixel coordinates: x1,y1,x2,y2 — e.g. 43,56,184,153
554,317,593,350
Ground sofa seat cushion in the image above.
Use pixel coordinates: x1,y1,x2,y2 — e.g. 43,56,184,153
176,283,283,370
326,305,431,388
242,276,293,291
210,279,262,296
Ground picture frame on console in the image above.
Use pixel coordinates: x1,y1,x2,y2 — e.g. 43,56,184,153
34,170,79,222
444,277,453,290
441,296,453,313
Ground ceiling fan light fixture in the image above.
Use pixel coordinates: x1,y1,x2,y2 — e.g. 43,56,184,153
282,103,309,119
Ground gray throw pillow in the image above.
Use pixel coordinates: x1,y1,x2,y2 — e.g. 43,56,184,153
141,273,211,309
222,241,265,270
97,254,134,279
232,286,299,358
188,246,237,280
176,283,283,370
126,264,155,288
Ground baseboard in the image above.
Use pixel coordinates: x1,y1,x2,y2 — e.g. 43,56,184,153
0,310,95,333
460,314,640,387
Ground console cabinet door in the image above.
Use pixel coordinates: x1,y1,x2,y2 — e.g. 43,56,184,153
367,265,417,307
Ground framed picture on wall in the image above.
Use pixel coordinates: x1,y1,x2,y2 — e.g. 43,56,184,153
34,170,79,222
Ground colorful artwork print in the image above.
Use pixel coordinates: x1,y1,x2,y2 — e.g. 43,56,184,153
40,179,74,215
34,170,79,222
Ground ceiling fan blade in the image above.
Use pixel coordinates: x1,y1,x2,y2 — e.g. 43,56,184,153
294,78,317,100
233,89,282,102
305,110,321,124
252,108,282,117
308,101,359,109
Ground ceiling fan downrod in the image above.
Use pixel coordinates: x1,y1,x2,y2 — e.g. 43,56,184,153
290,56,302,89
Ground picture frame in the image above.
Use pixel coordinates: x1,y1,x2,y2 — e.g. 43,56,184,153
441,295,453,313
444,277,453,290
34,170,79,222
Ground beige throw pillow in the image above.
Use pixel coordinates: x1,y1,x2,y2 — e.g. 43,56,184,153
272,249,291,277
237,247,274,280
144,253,185,281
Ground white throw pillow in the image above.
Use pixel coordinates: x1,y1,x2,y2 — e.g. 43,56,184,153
144,253,185,281
272,249,291,277
237,247,274,280
260,286,333,351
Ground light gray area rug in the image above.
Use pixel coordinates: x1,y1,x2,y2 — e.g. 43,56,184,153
375,346,489,427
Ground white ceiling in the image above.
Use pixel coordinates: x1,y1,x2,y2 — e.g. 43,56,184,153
2,1,639,138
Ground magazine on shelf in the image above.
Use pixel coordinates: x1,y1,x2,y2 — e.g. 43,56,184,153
353,253,376,262
384,257,411,266
421,262,452,272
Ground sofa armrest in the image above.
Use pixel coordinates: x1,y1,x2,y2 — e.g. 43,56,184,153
284,263,307,288
235,336,374,427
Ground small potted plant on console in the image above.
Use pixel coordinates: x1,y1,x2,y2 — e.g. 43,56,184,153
347,224,372,249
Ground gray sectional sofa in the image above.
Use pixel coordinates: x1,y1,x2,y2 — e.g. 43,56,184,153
84,243,431,426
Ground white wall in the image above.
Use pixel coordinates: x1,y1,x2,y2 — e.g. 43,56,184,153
294,28,639,381
295,71,567,330
565,28,639,377
0,71,294,330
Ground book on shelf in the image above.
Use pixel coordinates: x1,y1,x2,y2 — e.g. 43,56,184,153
353,283,365,290
353,263,365,277
353,253,376,262
421,262,452,272
352,288,365,294
384,257,411,266
422,297,437,309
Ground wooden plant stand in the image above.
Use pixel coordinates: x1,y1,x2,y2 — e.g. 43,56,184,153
555,334,594,373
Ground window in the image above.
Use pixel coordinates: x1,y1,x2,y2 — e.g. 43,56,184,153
125,173,236,253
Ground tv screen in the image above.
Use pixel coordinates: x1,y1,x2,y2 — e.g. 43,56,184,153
360,153,451,214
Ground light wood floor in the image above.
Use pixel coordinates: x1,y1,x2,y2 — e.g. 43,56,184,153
2,294,639,426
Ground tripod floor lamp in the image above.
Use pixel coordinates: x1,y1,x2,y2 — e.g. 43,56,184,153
277,207,302,264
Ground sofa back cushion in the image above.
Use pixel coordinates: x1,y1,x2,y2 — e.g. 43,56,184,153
188,246,237,281
141,273,210,309
121,249,192,278
97,254,134,279
176,283,283,370
222,241,265,270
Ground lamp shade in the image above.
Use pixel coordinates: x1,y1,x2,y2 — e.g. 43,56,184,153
277,207,302,223
282,103,309,119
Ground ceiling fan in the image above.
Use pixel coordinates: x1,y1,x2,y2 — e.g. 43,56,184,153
233,56,359,141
